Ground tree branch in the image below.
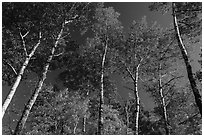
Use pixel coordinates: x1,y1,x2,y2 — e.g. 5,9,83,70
161,76,183,89
53,49,65,57
138,58,143,68
61,34,69,39
20,31,30,56
177,9,201,15
3,60,18,76
65,15,79,24
125,67,135,81
163,83,176,98
123,86,134,92
118,58,135,81
160,38,175,59
178,112,199,125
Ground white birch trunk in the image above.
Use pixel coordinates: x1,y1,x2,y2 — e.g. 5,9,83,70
2,32,42,118
159,64,170,135
172,2,202,115
98,39,108,135
14,24,65,134
134,63,140,135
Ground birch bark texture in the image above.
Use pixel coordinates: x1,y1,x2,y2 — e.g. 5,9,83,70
97,36,108,135
134,62,141,135
149,2,202,116
90,7,123,135
172,2,202,115
2,31,42,118
14,23,66,134
158,64,170,135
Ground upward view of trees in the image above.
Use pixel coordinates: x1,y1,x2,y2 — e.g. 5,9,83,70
2,2,202,135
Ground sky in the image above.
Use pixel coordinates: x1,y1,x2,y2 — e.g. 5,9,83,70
2,2,201,131
106,2,172,30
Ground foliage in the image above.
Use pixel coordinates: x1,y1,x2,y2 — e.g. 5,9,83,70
21,85,128,135
2,2,202,135
149,2,201,42
23,87,89,135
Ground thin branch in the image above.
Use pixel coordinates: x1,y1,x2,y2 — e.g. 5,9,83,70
125,66,135,82
161,76,183,89
54,49,65,57
20,31,30,56
138,58,143,68
123,86,134,92
65,2,91,26
3,60,18,76
160,38,175,59
161,70,176,78
176,9,201,15
163,83,176,98
38,31,42,40
139,77,144,82
61,34,69,39
38,94,53,108
68,2,77,16
178,112,200,125
65,15,79,24
118,58,135,81
21,31,30,38
79,2,91,18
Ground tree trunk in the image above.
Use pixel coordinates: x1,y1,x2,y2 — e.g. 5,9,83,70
14,24,65,135
97,38,108,135
134,62,141,135
73,121,78,135
125,101,129,135
159,64,170,135
83,91,90,134
83,117,86,134
172,2,202,115
2,32,41,118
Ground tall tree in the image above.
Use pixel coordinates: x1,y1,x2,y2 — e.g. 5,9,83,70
149,2,202,116
13,3,97,134
87,6,123,134
172,2,202,115
2,31,42,118
116,17,161,134
145,28,187,134
2,3,44,118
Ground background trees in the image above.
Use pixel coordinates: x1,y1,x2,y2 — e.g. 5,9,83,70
149,2,202,116
2,2,201,135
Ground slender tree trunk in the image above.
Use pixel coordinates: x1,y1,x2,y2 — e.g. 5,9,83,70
98,38,108,135
83,91,90,134
172,2,202,115
159,64,170,135
134,63,140,135
14,24,65,135
125,101,129,135
73,121,78,135
83,117,86,134
2,32,42,118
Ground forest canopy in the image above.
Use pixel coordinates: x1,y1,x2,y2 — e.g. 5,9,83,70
2,2,202,135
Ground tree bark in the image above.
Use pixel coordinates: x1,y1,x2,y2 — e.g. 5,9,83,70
83,117,86,134
133,62,141,135
159,64,170,135
125,101,129,135
2,32,42,118
14,24,65,134
83,91,90,134
97,38,108,135
73,121,78,135
172,2,202,116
